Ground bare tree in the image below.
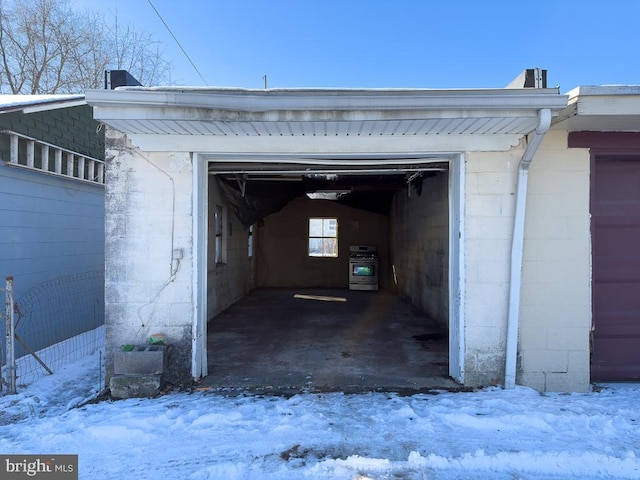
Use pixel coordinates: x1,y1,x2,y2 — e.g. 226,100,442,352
105,16,171,88
0,0,171,94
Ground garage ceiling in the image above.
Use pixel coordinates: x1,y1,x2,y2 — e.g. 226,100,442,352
208,156,450,220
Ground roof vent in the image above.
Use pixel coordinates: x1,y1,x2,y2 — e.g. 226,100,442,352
104,70,142,89
506,68,547,89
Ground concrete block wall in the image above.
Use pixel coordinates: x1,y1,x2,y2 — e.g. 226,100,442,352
464,148,522,386
519,130,591,392
206,177,254,319
104,129,194,385
463,134,591,392
390,172,449,327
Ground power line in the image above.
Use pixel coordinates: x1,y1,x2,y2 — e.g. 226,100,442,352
146,0,209,86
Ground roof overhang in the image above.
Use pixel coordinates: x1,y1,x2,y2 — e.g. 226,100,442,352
553,85,640,132
0,94,86,114
86,86,568,218
85,86,567,154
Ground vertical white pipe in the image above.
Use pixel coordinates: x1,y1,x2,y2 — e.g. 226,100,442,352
504,109,551,389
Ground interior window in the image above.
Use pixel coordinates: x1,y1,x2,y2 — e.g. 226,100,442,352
308,218,338,257
215,205,225,264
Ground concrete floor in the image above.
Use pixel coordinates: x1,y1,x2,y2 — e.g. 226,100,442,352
200,288,460,394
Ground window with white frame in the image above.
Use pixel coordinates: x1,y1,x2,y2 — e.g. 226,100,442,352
308,218,338,257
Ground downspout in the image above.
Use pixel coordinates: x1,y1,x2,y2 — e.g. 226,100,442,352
504,108,552,389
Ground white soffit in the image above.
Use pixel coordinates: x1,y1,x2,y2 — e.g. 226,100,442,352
86,87,567,139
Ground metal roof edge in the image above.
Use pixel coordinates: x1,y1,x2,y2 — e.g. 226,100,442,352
110,85,561,94
566,85,640,100
554,85,640,126
86,87,567,115
0,94,86,114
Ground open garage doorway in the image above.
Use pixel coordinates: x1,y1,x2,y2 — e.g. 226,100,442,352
194,155,465,392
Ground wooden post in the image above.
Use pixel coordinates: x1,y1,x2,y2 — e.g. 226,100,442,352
4,277,16,394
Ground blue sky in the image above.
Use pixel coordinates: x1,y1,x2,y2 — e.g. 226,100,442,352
80,0,639,92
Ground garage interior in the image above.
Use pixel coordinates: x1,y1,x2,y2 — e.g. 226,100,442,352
201,158,458,392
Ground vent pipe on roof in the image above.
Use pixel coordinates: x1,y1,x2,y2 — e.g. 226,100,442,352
104,70,143,89
506,68,547,89
504,108,552,390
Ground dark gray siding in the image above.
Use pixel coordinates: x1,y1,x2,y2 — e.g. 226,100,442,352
0,104,104,161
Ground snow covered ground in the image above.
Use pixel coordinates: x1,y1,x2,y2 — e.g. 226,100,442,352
1,351,639,479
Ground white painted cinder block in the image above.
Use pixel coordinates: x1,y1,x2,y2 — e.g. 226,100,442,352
465,132,591,391
465,216,513,241
522,349,568,373
104,131,195,384
519,131,591,392
463,150,519,387
463,133,592,392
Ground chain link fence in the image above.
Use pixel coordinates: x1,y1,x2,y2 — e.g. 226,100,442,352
1,272,104,393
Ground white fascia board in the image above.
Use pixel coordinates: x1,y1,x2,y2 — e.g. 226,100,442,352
92,105,548,123
0,95,86,114
565,85,640,116
22,99,87,113
568,85,640,97
576,95,640,116
86,88,567,116
125,132,522,154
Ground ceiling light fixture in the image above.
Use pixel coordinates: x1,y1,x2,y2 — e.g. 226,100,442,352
306,190,351,200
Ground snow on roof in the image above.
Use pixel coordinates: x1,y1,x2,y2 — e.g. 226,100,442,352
0,94,86,113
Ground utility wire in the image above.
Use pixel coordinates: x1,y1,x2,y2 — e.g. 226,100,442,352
146,0,209,86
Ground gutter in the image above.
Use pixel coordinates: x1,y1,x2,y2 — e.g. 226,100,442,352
85,87,564,113
504,108,552,389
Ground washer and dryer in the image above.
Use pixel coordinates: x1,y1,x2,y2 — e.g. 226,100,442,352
348,245,379,291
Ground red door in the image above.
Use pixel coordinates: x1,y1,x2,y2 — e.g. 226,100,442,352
592,156,640,380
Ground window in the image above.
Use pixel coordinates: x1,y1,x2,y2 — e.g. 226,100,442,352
248,224,254,257
214,205,226,264
309,218,338,257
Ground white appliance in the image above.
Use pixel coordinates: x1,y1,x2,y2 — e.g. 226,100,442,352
348,245,379,291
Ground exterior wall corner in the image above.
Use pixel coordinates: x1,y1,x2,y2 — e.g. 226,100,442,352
104,128,195,385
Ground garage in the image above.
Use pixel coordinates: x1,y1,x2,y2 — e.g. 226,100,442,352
201,156,458,391
87,84,574,391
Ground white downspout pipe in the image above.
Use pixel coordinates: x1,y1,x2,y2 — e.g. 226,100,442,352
504,108,552,389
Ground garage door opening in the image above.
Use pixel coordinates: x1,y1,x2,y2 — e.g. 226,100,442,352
196,155,464,392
